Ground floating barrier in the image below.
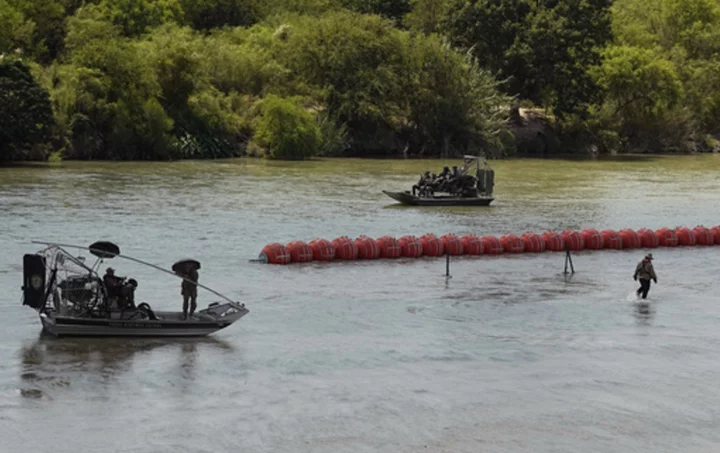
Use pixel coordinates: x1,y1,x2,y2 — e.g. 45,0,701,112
259,225,720,264
712,226,720,245
309,238,335,261
500,234,525,254
481,235,504,255
619,229,641,249
601,229,623,249
521,232,545,253
260,243,292,265
440,234,464,256
580,228,603,250
655,228,678,247
377,236,401,259
287,241,313,263
693,226,713,246
399,235,423,258
419,234,444,257
637,228,659,248
332,236,358,260
542,231,564,252
460,234,484,255
675,227,696,246
356,236,380,259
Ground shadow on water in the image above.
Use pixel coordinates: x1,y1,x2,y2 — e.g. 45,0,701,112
18,332,235,399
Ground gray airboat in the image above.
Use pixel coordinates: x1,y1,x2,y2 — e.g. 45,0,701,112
21,241,248,337
382,155,496,206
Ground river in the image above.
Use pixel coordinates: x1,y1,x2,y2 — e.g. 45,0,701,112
1,155,720,452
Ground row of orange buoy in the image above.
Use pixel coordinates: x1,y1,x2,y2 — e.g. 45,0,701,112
258,226,720,265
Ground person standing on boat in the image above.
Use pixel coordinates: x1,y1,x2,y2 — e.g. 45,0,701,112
633,253,657,299
181,264,199,320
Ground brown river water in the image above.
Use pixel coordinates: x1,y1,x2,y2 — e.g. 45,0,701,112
1,155,720,452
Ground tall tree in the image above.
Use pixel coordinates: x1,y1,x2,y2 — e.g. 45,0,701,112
0,59,55,160
445,0,613,118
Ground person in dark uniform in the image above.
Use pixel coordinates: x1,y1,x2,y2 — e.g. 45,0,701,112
633,253,657,299
181,264,199,320
413,171,432,196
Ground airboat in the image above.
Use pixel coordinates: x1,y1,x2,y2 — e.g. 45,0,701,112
21,241,249,337
382,155,495,206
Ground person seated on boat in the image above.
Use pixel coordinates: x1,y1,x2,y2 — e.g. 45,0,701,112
434,167,451,191
103,267,137,309
103,268,123,298
412,171,432,196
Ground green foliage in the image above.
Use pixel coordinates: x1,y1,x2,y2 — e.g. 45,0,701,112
0,59,55,160
445,0,613,119
0,0,35,55
96,0,184,37
251,94,321,159
8,0,720,160
180,0,262,30
405,36,511,157
341,0,411,25
8,0,66,62
592,45,683,121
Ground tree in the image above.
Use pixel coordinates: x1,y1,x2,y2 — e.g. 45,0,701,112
0,59,55,161
179,0,262,30
251,94,321,160
444,0,613,118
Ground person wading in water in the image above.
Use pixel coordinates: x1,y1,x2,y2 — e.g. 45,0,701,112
633,253,657,299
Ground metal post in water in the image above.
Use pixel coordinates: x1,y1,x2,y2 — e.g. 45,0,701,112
445,253,451,279
564,246,575,275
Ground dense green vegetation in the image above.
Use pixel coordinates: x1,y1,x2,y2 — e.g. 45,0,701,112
1,0,719,161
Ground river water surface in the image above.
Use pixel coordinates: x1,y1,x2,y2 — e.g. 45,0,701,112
1,155,720,452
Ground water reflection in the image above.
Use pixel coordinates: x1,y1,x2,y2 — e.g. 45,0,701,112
19,333,234,399
633,301,655,326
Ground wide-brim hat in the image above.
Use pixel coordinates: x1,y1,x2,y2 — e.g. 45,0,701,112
645,253,653,260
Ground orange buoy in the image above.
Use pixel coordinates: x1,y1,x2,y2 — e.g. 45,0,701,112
500,234,525,253
398,235,423,258
711,226,720,245
286,241,313,263
655,228,678,247
618,229,641,249
580,228,604,249
376,235,402,258
636,228,659,248
481,235,504,255
332,236,358,260
541,231,565,252
521,232,545,253
561,230,584,251
355,236,380,259
600,229,622,249
419,234,444,257
460,234,484,255
260,243,291,265
309,238,335,261
675,227,696,246
692,226,713,245
440,234,463,255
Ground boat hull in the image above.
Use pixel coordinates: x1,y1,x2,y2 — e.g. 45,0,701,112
39,304,249,338
382,190,494,206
